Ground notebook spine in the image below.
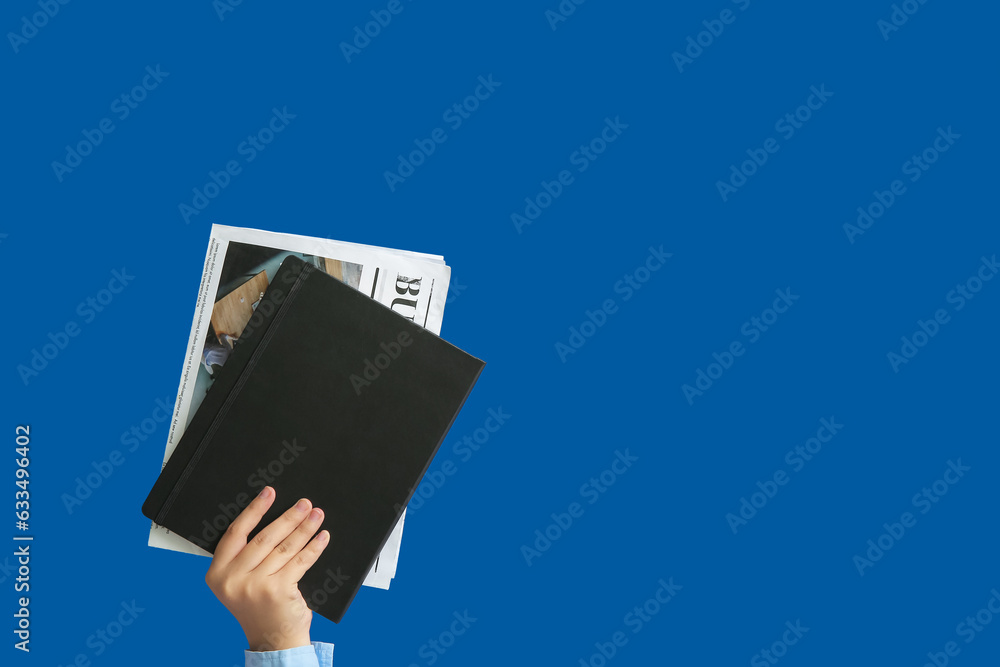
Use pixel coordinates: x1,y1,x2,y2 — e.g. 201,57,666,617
154,261,309,525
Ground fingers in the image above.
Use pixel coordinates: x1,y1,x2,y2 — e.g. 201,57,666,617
233,496,315,570
278,529,330,584
212,486,276,567
256,506,326,575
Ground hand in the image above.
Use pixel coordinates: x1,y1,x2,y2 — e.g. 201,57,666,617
205,486,330,651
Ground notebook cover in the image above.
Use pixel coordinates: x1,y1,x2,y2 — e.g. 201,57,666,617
141,255,485,623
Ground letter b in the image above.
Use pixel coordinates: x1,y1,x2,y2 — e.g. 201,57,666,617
39,0,61,17
415,136,436,157
883,521,905,540
370,8,392,25
918,319,939,337
712,350,734,369
551,511,573,531
219,499,242,521
874,188,895,208
756,478,778,498
48,330,69,350
702,18,724,36
586,309,607,327
210,169,231,188
595,641,617,659
380,339,402,358
746,147,768,166
926,650,950,667
92,459,114,479
83,127,104,147
542,179,563,198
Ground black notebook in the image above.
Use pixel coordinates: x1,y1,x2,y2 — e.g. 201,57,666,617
142,255,484,623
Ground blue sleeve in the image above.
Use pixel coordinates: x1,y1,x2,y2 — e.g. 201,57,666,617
245,641,334,667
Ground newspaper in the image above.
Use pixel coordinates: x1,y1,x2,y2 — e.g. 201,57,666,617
148,224,450,590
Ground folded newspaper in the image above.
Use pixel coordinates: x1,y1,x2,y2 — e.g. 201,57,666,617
148,224,452,590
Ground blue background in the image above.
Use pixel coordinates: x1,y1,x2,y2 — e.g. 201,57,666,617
3,0,998,665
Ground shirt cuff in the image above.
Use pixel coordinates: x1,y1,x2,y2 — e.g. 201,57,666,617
245,641,334,667
312,641,334,666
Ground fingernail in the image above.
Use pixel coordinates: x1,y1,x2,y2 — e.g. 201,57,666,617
295,498,309,512
317,530,329,542
258,486,272,499
309,508,322,521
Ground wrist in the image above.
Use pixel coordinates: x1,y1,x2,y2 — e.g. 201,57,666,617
245,630,312,652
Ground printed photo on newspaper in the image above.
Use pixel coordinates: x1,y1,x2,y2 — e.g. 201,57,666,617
147,224,451,590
